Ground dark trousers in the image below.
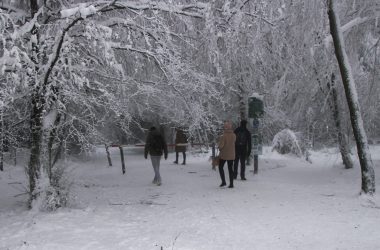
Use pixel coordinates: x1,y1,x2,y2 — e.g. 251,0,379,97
219,159,234,186
175,151,186,164
234,147,247,179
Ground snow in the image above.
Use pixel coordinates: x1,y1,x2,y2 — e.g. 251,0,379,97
61,5,97,19
250,92,263,100
0,145,380,250
42,109,58,129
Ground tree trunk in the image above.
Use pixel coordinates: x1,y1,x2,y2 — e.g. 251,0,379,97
28,91,44,202
0,107,4,172
327,0,375,194
238,83,247,121
47,111,62,179
28,0,42,202
30,0,38,17
328,73,353,169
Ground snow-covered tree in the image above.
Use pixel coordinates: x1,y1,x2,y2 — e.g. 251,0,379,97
327,0,375,194
1,0,219,208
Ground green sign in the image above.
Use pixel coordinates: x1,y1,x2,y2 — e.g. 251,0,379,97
248,97,264,118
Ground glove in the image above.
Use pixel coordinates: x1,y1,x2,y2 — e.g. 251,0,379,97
164,154,168,160
144,155,147,159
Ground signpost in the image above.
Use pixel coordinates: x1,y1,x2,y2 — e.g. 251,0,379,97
248,95,264,174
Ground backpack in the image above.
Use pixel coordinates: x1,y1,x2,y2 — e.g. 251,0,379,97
236,130,248,146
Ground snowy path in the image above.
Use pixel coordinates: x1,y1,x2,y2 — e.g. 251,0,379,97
0,146,379,250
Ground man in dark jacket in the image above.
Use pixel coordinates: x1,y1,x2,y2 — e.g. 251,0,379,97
173,128,187,165
144,127,168,185
233,120,251,180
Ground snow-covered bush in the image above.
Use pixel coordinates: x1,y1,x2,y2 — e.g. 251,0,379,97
40,164,73,211
272,129,303,157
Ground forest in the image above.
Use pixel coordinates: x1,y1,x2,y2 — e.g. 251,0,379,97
0,0,379,210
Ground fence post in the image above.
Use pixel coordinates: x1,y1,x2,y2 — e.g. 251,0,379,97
105,144,112,167
119,146,126,174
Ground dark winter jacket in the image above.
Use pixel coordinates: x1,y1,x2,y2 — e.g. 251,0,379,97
144,128,168,158
234,126,252,156
175,129,187,152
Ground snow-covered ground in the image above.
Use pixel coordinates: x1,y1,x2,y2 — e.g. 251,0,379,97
0,145,379,250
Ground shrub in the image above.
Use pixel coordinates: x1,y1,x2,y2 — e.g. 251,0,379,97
272,129,303,157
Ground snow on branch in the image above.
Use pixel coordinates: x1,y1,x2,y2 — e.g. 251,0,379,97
43,18,83,86
61,4,97,19
10,7,43,39
102,1,206,19
324,15,379,47
112,44,168,79
243,12,275,26
0,3,27,16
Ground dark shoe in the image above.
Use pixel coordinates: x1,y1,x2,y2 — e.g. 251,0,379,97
228,185,234,188
241,177,247,181
181,162,186,165
219,183,226,187
173,161,178,164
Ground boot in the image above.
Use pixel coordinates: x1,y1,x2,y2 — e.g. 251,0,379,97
228,164,234,188
219,166,226,187
174,152,179,164
182,153,186,165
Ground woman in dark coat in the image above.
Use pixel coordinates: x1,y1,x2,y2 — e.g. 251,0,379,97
144,127,168,186
174,128,187,165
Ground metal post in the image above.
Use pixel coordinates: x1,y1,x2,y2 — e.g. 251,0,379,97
252,118,260,175
253,155,258,174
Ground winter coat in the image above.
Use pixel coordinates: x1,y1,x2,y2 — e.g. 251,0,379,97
175,129,187,152
144,130,168,158
234,126,252,156
218,129,236,160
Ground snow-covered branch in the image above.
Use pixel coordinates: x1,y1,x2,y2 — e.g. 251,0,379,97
112,44,169,79
43,18,83,86
324,15,379,46
59,1,207,19
243,12,275,26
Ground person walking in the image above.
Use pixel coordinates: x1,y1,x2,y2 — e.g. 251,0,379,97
218,121,236,188
234,120,252,181
173,128,188,165
144,126,168,186
234,120,252,180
